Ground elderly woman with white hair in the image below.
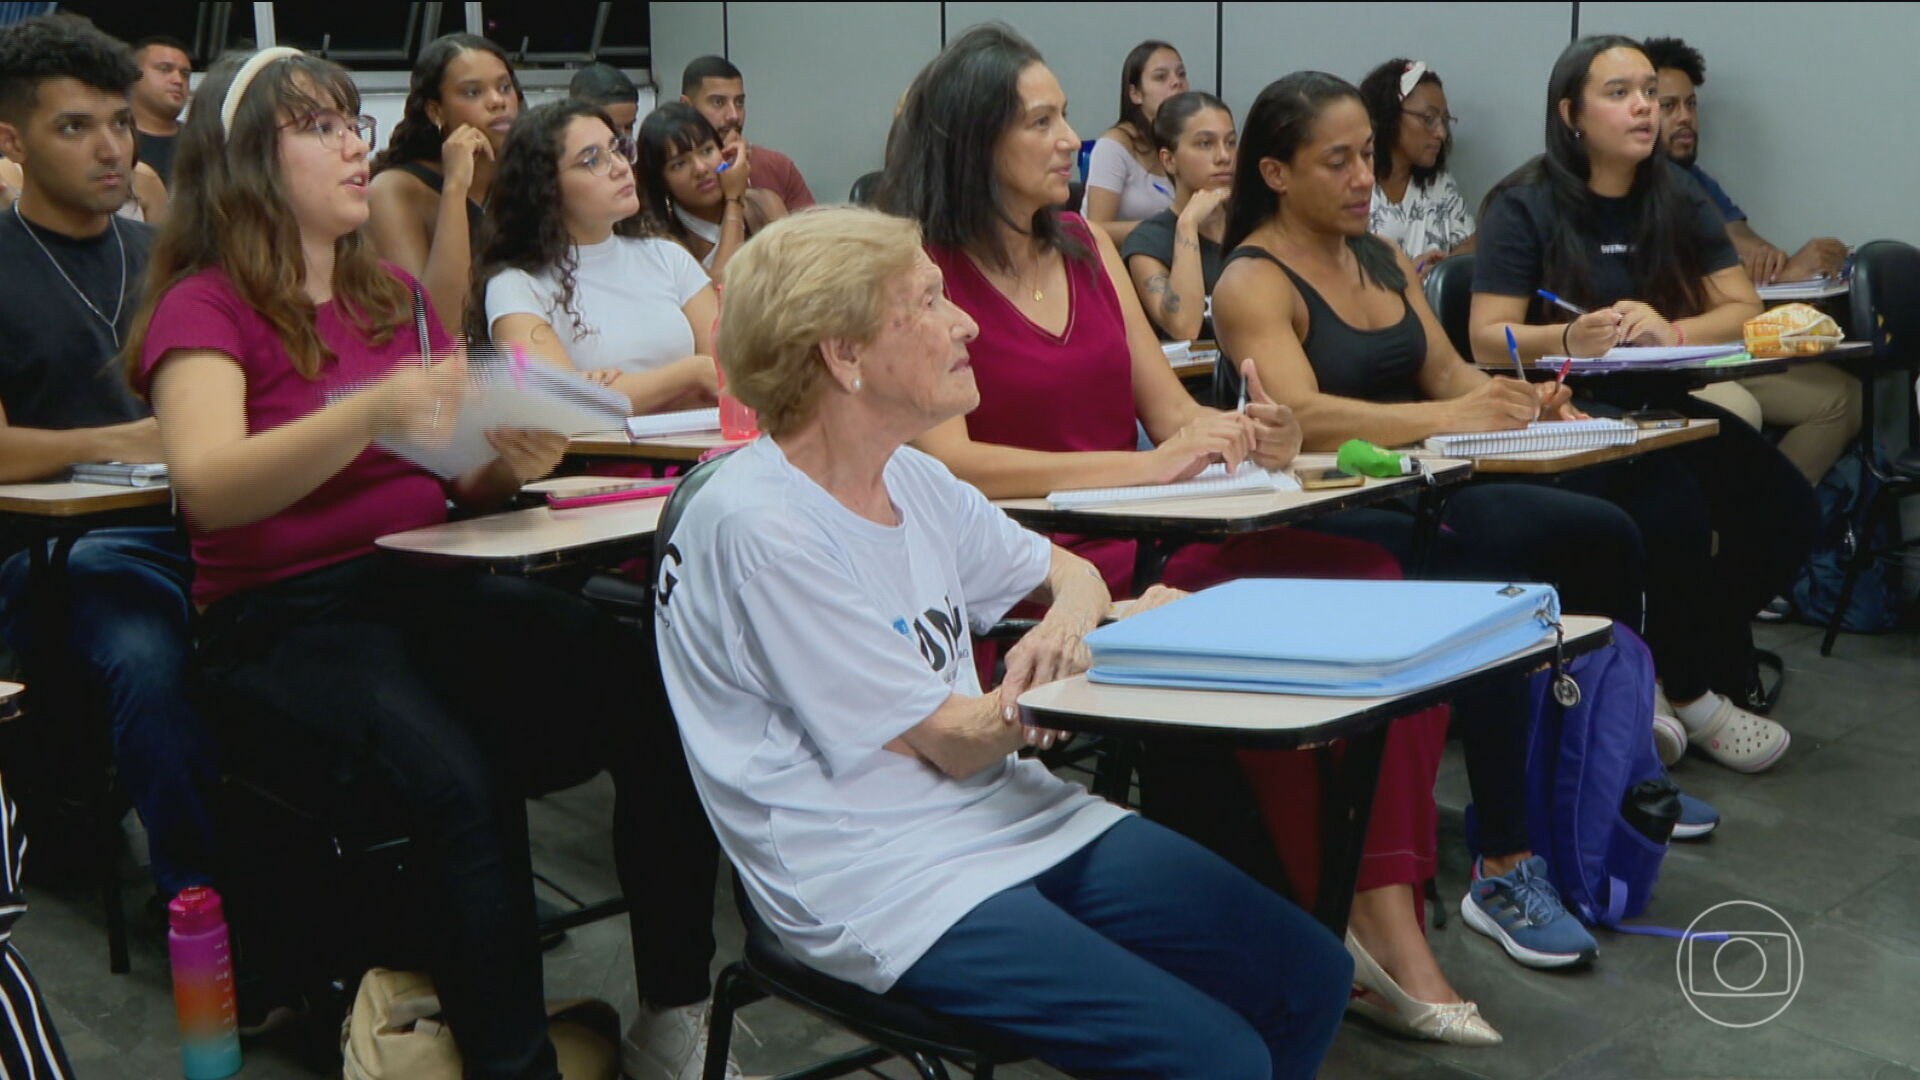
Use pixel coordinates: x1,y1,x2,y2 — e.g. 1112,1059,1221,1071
654,206,1351,1080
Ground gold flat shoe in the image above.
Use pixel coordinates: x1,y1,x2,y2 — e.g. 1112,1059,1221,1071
1345,931,1502,1046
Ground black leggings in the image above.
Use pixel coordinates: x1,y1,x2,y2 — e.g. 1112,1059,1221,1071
1309,481,1645,857
200,557,719,1080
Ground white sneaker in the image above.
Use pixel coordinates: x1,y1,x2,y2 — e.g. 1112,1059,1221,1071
622,1000,744,1080
1652,686,1685,767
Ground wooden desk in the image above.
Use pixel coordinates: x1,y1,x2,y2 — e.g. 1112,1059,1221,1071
0,480,169,518
569,430,746,463
1452,419,1719,475
1021,614,1613,932
376,494,664,572
994,453,1473,539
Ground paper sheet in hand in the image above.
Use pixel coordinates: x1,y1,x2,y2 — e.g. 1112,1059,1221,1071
1086,578,1560,696
626,408,721,439
376,357,629,478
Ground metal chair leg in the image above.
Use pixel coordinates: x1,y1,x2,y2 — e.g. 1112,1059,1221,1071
1822,492,1888,656
704,963,748,1080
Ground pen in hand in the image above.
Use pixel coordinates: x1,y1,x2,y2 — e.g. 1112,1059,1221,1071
1505,326,1538,422
1535,289,1588,317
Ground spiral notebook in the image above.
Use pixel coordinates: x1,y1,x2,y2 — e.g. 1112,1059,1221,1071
70,462,168,487
1540,344,1746,373
1424,419,1638,457
1047,461,1301,509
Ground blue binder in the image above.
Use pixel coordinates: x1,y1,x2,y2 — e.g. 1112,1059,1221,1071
1087,579,1561,696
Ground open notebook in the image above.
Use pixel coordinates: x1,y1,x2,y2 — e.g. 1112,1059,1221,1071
626,408,721,439
1047,461,1302,509
1424,419,1638,457
1757,277,1849,302
373,354,629,477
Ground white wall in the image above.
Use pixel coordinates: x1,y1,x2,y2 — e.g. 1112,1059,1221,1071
1219,2,1571,219
946,2,1219,147
647,1,1917,252
727,1,943,204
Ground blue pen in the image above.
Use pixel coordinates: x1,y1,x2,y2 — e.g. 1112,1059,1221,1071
1505,326,1539,421
714,161,731,174
1535,289,1588,317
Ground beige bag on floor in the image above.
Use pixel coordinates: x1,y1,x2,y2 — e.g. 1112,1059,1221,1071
342,967,619,1080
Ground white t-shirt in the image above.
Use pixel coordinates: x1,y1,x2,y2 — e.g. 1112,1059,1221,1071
655,438,1128,992
484,234,709,373
1369,171,1475,259
1079,136,1173,222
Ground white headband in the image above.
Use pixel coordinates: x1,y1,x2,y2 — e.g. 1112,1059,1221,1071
1399,61,1430,101
220,47,304,137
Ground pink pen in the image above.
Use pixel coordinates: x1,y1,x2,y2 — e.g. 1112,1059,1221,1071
507,343,529,390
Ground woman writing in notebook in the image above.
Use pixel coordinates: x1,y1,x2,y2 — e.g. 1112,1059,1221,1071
1467,36,1814,774
128,49,732,1080
476,99,719,416
882,27,1506,1048
367,33,524,334
636,102,785,277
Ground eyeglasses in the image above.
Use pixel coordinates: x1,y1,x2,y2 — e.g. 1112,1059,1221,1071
1405,108,1458,133
283,111,376,151
573,136,636,177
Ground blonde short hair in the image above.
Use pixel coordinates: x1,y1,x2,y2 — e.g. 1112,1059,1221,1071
718,207,924,436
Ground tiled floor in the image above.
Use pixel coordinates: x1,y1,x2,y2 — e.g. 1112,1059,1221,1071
21,620,1920,1078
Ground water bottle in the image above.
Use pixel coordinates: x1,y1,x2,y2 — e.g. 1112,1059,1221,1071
167,886,242,1079
710,286,760,442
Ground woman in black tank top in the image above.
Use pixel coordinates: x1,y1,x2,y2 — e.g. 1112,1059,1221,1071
1211,82,1576,450
1209,71,1749,1042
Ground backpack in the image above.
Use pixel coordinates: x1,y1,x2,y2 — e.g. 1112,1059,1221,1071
341,968,620,1080
1791,445,1903,633
1467,624,1674,927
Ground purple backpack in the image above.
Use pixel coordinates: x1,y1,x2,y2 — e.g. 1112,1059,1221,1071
1521,624,1673,926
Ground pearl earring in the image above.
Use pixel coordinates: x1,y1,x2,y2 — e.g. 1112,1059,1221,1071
852,376,863,391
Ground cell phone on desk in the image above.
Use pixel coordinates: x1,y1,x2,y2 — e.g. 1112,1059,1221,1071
1298,467,1365,490
1626,410,1688,430
545,479,676,509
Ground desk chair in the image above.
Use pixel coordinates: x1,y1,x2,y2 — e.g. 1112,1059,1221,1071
655,456,1033,1080
1422,254,1476,360
1822,239,1920,655
848,171,883,207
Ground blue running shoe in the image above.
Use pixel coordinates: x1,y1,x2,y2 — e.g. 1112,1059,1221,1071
1671,792,1721,841
1460,856,1598,969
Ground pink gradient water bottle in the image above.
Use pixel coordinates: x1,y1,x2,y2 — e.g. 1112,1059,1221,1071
167,886,242,1079
711,287,760,442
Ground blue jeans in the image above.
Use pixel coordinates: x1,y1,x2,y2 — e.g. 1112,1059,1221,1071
0,526,215,896
893,817,1351,1080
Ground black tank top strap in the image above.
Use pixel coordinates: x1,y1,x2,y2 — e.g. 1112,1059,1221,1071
390,162,486,248
1226,243,1427,403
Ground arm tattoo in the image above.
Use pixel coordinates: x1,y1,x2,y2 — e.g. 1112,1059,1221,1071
1145,272,1181,315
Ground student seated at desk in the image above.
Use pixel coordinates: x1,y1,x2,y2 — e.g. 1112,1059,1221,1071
1120,91,1233,342
1468,35,1816,771
679,54,815,212
568,62,640,139
1641,35,1859,487
477,100,719,416
0,13,216,900
129,49,729,1080
1359,59,1475,277
636,102,784,278
882,27,1513,1046
657,204,1351,1080
367,33,523,336
1080,40,1186,243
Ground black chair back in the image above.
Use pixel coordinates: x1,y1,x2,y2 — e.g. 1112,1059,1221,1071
654,452,736,567
848,171,884,207
1423,253,1476,359
1848,240,1920,450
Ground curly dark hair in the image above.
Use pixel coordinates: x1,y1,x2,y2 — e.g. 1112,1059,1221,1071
0,14,140,125
635,101,721,252
467,99,644,343
1357,58,1449,192
371,33,524,174
1641,37,1705,85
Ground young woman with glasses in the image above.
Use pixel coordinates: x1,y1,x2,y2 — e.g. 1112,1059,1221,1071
476,100,719,415
1358,59,1474,278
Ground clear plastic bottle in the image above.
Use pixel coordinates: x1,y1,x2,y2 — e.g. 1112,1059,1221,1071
167,886,242,1079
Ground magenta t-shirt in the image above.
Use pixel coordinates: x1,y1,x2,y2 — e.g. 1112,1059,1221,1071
135,266,454,607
